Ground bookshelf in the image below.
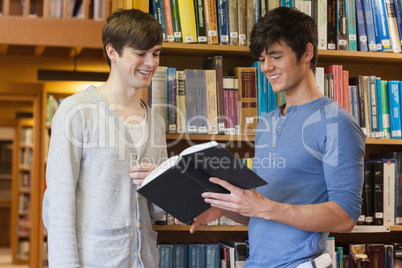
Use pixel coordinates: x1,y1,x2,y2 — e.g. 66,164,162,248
10,119,35,265
35,44,402,267
1,0,402,266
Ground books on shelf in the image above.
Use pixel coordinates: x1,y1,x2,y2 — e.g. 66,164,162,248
137,141,267,223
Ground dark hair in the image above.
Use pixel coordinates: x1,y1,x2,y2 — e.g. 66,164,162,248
102,9,163,66
250,7,318,71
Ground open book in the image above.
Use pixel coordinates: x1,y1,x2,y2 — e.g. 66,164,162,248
137,141,267,223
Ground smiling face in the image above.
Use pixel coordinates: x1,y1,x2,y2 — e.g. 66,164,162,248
111,44,162,90
259,40,308,95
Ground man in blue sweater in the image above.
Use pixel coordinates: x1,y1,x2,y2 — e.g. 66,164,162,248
190,7,365,268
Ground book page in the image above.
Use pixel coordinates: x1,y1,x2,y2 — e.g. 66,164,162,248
141,155,179,187
180,141,219,156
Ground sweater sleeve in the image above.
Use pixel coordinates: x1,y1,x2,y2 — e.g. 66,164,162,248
42,98,85,267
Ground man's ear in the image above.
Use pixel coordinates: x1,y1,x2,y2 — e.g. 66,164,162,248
304,42,314,63
106,44,118,63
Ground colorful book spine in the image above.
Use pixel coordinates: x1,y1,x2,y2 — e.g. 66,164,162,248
380,80,390,138
178,0,198,43
193,0,208,43
346,0,358,50
362,0,379,51
152,0,167,41
372,0,393,51
387,80,402,138
385,0,402,52
163,0,175,42
355,0,369,51
204,0,219,44
371,0,384,51
217,0,229,44
376,78,384,138
393,0,402,45
250,61,267,118
170,0,183,42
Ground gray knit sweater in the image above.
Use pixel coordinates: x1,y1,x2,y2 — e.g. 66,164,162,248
42,86,167,267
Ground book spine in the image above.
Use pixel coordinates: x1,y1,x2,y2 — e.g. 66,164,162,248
151,66,169,131
194,0,208,43
195,70,208,134
372,0,393,51
223,77,232,135
204,0,219,44
327,0,337,49
217,0,229,44
383,159,396,226
363,76,372,138
176,70,187,133
355,0,369,51
385,0,402,52
371,0,384,51
369,75,379,138
238,0,247,46
387,80,402,138
376,78,384,138
178,0,198,43
233,77,240,135
174,244,188,267
152,0,167,41
362,0,378,51
228,0,239,45
393,0,402,44
234,67,258,134
337,0,348,50
170,0,183,42
205,70,219,134
185,69,198,134
346,0,358,50
373,161,384,225
317,0,328,50
246,0,256,46
163,0,175,42
380,80,390,138
167,67,177,133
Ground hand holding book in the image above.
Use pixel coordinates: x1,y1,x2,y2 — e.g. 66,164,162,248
137,141,267,223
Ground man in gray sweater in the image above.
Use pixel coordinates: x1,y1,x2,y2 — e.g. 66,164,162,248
42,9,167,267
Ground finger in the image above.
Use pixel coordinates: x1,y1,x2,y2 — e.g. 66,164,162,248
138,162,157,171
209,177,241,194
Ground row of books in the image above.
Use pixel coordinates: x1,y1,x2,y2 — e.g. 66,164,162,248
315,64,402,139
155,213,247,226
148,61,263,135
151,0,402,53
158,241,248,268
344,242,402,268
20,127,33,146
358,152,402,227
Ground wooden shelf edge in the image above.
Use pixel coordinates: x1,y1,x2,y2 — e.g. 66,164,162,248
152,225,248,232
153,225,402,232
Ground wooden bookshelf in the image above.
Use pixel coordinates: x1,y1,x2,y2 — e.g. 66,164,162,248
0,1,402,266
